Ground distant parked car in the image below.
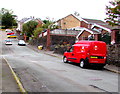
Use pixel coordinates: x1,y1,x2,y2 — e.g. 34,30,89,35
7,32,15,35
5,29,12,32
5,39,12,45
7,34,17,38
18,40,26,46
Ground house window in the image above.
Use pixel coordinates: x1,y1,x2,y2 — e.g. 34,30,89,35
64,22,66,25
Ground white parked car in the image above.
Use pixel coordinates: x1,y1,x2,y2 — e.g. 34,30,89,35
18,40,26,46
5,39,12,45
5,29,12,32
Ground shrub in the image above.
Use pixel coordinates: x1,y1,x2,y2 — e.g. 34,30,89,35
33,27,43,38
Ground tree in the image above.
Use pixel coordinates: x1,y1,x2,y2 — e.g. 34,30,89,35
33,27,43,38
42,19,58,30
2,12,14,28
22,21,38,37
105,0,120,26
42,20,52,29
0,8,17,28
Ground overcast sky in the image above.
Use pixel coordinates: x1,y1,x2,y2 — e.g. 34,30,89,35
1,0,112,21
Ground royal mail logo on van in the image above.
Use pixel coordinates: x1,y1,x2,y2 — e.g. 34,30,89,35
94,46,98,50
81,46,85,52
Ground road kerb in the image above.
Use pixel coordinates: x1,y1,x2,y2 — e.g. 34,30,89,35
44,53,62,59
3,57,27,94
105,68,120,74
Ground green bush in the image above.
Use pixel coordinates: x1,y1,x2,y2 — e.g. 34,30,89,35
33,27,43,38
22,21,38,37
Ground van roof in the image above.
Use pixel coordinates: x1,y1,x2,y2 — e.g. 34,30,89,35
75,41,105,44
73,44,90,47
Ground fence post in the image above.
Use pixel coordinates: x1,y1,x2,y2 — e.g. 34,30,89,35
46,29,51,50
24,33,27,41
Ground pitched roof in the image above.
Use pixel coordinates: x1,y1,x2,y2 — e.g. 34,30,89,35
72,13,107,25
19,17,36,23
91,23,113,33
57,13,107,26
19,18,31,23
71,13,117,30
99,24,117,30
76,28,100,39
87,28,100,34
57,14,83,22
82,18,107,25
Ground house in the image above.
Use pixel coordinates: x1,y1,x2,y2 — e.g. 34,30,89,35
111,26,120,44
16,17,44,41
56,14,81,29
56,13,107,29
39,13,119,50
76,28,100,41
16,17,33,31
76,22,113,43
16,17,43,32
54,13,114,44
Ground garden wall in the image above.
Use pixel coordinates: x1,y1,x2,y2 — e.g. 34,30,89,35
107,44,120,66
29,37,47,47
29,36,120,67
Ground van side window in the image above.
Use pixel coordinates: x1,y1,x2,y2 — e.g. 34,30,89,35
69,47,73,52
67,47,73,52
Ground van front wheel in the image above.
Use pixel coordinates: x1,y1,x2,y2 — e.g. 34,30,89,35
80,60,86,68
63,56,68,63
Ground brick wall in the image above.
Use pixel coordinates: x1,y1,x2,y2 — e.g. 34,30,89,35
58,15,81,29
80,21,88,28
78,31,91,40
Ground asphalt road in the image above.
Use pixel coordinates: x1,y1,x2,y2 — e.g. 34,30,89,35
1,30,119,93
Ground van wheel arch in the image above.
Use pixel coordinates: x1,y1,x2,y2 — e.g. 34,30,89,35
80,59,86,68
63,56,68,63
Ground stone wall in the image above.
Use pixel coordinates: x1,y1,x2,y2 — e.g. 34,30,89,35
50,35,76,54
107,44,120,66
29,37,47,47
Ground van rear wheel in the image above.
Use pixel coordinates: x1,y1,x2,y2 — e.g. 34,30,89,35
80,60,86,68
63,56,68,63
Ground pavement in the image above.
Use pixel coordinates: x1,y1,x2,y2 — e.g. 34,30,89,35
1,44,120,93
1,57,20,93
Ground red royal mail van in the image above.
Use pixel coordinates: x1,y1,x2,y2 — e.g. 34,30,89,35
63,41,107,68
